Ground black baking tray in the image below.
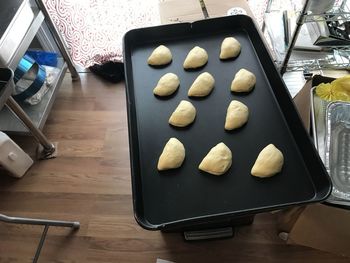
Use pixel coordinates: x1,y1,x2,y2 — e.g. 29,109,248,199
123,15,332,230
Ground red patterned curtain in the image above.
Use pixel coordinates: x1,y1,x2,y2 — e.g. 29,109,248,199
43,0,160,68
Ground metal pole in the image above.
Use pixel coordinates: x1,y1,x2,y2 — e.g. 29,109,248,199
199,0,209,19
0,213,80,263
33,225,49,263
0,213,80,228
262,0,273,32
34,0,80,81
280,0,311,75
5,97,55,157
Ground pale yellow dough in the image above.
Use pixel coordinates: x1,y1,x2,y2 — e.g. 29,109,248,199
188,72,215,97
220,37,241,59
157,138,185,171
231,68,256,92
251,144,284,178
183,46,208,69
225,100,249,130
169,100,196,127
153,73,180,96
199,142,232,176
147,45,172,66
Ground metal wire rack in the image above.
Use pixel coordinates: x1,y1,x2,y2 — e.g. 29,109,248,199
304,0,350,22
264,0,350,73
283,48,350,71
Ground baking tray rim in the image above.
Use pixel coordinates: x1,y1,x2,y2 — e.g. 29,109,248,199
133,198,331,230
124,15,332,230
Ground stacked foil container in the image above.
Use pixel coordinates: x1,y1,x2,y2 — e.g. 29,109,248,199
311,87,350,206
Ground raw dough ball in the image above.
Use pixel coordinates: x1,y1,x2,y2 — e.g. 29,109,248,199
188,72,215,97
147,45,172,66
153,73,180,96
251,144,284,178
220,37,241,59
231,68,256,92
199,142,232,176
225,100,249,130
183,46,208,69
169,100,196,127
157,138,185,171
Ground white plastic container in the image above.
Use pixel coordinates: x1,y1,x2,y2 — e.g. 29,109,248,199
0,131,33,177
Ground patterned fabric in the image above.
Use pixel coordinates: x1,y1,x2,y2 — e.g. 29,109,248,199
43,0,160,67
247,0,269,27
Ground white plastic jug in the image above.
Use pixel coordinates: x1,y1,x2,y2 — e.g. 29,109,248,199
0,131,33,177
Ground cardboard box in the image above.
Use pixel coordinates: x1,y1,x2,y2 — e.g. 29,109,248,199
292,74,335,131
289,204,350,258
204,0,254,18
279,75,350,258
159,0,203,24
159,0,254,24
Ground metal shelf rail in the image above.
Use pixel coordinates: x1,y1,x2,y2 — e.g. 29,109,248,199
280,48,350,72
304,0,350,22
0,213,80,263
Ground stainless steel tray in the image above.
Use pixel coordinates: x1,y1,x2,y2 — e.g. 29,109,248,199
311,88,350,206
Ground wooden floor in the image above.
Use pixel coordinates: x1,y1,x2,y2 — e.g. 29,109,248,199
0,73,348,262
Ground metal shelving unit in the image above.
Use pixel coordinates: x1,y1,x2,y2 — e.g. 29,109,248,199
264,0,350,74
0,0,77,135
0,1,80,262
0,58,67,133
0,6,67,133
304,1,350,23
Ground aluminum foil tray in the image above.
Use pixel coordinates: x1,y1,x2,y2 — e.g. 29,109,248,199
325,102,350,202
310,87,329,163
311,88,350,206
